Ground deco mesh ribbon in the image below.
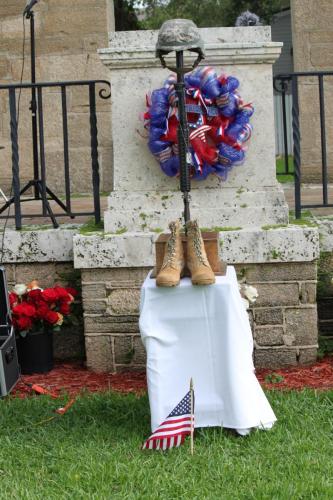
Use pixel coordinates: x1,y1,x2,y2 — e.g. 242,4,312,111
144,66,254,181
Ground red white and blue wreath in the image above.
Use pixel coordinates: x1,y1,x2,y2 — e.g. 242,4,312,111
144,66,254,181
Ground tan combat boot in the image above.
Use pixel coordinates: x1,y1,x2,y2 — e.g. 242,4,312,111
156,220,185,287
186,220,215,285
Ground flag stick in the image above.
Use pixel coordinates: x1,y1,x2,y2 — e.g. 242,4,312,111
190,377,194,455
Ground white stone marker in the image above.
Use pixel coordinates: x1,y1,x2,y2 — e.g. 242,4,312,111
99,26,288,233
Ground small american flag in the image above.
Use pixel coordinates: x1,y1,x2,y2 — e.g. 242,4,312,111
142,388,194,451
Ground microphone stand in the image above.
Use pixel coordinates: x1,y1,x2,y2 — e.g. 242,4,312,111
25,7,39,201
0,1,69,228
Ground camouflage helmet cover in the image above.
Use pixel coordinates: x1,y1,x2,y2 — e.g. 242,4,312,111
156,19,204,57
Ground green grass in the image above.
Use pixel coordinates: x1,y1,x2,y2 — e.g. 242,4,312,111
1,390,333,499
79,218,104,235
276,155,294,183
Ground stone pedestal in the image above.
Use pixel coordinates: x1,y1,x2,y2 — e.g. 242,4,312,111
99,27,288,232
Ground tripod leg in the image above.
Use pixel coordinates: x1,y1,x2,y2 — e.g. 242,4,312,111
35,181,59,229
0,181,36,215
45,186,73,216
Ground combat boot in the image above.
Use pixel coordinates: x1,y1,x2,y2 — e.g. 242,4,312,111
156,220,185,287
186,220,215,285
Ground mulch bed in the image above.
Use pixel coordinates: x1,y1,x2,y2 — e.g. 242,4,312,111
12,356,333,399
256,356,333,391
13,363,147,399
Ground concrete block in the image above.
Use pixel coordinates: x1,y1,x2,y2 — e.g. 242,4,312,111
298,347,318,365
1,229,75,263
254,308,283,325
300,283,317,304
254,347,297,368
132,336,146,365
85,335,114,372
107,289,141,316
14,263,56,287
254,283,300,307
255,326,284,346
285,307,318,345
84,315,139,334
82,284,106,301
83,300,107,314
114,336,133,365
240,262,317,282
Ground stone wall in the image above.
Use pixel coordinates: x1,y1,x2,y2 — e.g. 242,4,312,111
1,223,320,372
237,262,317,367
82,267,150,372
291,0,333,182
0,0,113,194
80,261,318,372
3,259,84,361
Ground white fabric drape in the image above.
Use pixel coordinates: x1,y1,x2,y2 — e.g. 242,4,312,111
139,267,276,435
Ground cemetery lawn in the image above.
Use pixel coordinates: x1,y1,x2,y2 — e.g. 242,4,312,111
1,389,332,499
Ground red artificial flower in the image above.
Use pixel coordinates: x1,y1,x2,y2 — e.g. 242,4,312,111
42,288,59,303
65,287,78,298
44,309,60,325
16,316,33,331
12,303,36,318
9,292,18,307
27,289,44,303
34,302,51,320
59,302,70,315
54,286,71,301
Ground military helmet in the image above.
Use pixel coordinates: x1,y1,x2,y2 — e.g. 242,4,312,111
156,19,204,58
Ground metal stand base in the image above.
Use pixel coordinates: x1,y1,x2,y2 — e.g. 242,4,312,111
0,180,75,229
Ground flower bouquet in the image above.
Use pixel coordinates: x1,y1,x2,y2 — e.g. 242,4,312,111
9,281,77,374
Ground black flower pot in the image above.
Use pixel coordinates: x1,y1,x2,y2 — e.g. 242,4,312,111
16,328,54,374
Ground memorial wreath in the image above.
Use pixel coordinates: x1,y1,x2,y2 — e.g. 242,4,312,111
144,66,254,181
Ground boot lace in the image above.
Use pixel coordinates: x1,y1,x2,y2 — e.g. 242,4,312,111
188,224,208,265
162,229,177,269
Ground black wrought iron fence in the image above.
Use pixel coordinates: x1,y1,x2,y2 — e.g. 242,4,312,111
0,80,111,229
274,71,333,218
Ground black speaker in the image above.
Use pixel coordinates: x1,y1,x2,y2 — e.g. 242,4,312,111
0,267,20,396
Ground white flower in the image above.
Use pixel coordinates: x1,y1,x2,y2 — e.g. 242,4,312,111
13,284,27,296
242,284,258,304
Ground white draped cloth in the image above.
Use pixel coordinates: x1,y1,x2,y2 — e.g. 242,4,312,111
139,266,276,436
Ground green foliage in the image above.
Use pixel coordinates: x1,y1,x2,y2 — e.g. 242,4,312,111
0,389,333,498
201,226,242,232
261,224,288,230
276,155,294,184
114,0,140,30
288,210,318,228
115,227,128,234
264,373,284,384
318,337,333,359
138,0,289,30
79,219,104,235
270,249,281,259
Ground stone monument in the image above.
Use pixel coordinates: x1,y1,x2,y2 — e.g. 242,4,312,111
99,27,288,232
73,26,319,372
